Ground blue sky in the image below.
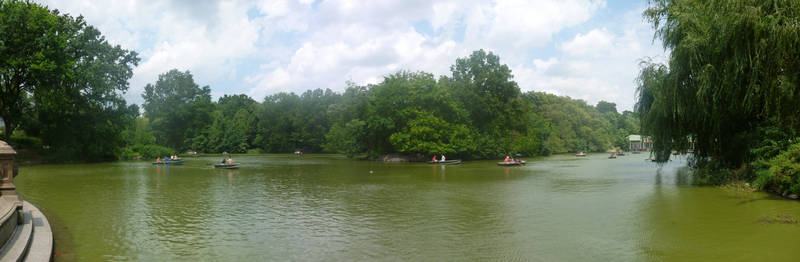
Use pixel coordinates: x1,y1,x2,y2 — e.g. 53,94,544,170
39,0,665,111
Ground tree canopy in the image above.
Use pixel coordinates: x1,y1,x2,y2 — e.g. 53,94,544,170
0,0,139,160
142,69,212,151
637,0,800,169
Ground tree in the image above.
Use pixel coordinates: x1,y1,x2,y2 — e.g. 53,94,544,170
0,0,139,160
205,94,259,153
596,101,617,114
528,92,614,153
388,109,473,155
0,0,54,140
323,84,368,156
256,89,341,153
324,119,366,158
142,69,213,151
449,49,527,157
637,0,800,169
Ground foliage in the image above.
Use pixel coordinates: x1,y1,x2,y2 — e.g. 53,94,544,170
449,50,527,158
595,101,617,114
324,119,366,158
246,148,263,154
201,94,259,153
638,0,800,168
126,144,175,160
8,134,42,149
388,109,474,156
122,116,156,146
527,92,628,153
0,0,139,161
128,51,638,160
142,69,213,151
753,141,800,195
0,0,56,140
257,89,341,153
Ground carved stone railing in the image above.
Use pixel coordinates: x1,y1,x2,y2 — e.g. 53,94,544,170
0,140,52,261
0,141,21,203
0,141,22,253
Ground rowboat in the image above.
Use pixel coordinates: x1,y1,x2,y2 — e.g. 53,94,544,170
497,161,526,166
426,160,462,165
214,163,240,169
152,160,184,165
576,152,586,157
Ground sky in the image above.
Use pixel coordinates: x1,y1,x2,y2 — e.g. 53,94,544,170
38,0,667,111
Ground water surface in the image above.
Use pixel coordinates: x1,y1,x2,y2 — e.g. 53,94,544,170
16,154,800,261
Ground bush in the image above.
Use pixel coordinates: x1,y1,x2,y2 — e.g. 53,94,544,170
117,147,138,160
8,135,43,149
754,142,800,195
128,144,175,159
246,148,263,154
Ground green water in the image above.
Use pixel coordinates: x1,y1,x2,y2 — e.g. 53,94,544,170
15,154,800,261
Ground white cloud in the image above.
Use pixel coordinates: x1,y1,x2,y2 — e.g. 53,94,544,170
39,0,310,102
515,8,666,111
38,0,662,110
247,0,608,99
560,28,614,57
246,24,461,99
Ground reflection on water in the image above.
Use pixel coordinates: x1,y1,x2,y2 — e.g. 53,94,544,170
14,154,800,261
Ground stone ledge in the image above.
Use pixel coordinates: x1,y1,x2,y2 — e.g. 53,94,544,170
23,202,51,262
0,207,31,262
0,201,52,262
0,197,20,255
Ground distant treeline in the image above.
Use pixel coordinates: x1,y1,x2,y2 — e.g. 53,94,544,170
126,50,638,160
0,0,638,161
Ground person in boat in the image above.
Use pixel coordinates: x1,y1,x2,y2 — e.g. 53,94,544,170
221,158,226,164
156,157,161,163
227,156,233,165
504,156,510,162
440,155,446,162
165,157,170,164
432,155,437,162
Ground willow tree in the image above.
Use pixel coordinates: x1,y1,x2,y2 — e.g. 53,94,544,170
637,0,800,170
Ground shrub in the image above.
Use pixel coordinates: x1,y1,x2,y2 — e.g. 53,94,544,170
754,142,800,195
117,147,138,160
128,144,175,159
8,135,43,149
246,148,263,154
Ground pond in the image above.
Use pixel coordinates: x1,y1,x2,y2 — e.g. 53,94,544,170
16,154,800,261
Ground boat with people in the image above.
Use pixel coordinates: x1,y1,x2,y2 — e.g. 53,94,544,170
153,160,184,165
214,163,240,169
497,161,526,166
427,160,462,165
576,152,586,157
